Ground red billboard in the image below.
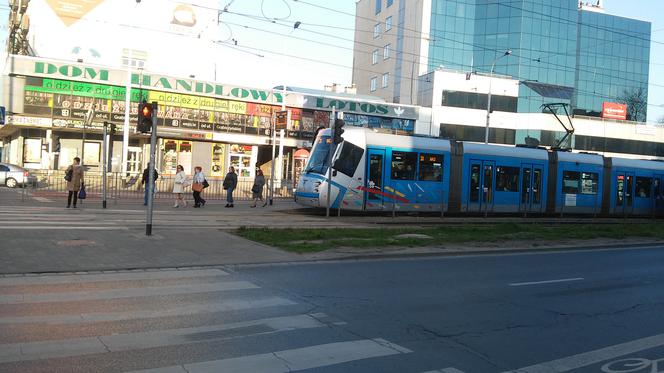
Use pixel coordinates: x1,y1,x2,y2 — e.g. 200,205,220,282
601,102,627,120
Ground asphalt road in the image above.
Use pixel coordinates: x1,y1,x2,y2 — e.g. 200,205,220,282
2,246,664,372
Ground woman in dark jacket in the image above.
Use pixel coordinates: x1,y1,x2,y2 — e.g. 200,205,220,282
250,169,266,208
223,166,238,208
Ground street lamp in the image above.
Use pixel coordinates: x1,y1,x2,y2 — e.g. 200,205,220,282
485,50,512,144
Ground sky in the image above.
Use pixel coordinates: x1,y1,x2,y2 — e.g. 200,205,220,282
0,0,662,122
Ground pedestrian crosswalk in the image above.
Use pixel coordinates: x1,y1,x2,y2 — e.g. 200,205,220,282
0,267,414,372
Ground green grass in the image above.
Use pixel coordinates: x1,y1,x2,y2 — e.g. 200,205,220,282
234,223,664,253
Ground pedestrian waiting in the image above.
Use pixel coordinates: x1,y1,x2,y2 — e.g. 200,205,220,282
65,157,84,208
223,166,238,208
141,164,159,206
172,165,189,208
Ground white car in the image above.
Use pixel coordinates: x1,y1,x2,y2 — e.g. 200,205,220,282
0,163,37,188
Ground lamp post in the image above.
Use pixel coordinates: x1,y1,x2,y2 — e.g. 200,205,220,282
484,50,512,144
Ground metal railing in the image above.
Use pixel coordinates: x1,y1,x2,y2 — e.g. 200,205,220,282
25,170,294,201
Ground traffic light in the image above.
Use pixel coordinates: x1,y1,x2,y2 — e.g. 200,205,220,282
54,137,61,153
137,101,153,133
332,118,345,144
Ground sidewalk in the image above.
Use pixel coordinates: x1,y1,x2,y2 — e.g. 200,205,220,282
1,187,663,274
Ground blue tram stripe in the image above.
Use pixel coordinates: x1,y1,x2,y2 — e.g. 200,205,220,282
295,192,319,199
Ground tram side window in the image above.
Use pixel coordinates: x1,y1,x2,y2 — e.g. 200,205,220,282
419,153,443,181
391,151,417,180
635,177,652,198
562,171,580,194
496,166,519,192
580,172,599,195
332,142,364,177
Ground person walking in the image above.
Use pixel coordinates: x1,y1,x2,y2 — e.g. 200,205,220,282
172,165,188,208
141,164,159,206
223,166,238,208
250,169,266,208
65,157,84,208
192,166,207,208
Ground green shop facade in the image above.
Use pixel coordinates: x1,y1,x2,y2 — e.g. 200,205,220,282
0,55,418,182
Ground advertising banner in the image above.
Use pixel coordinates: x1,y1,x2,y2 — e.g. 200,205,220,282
601,102,627,120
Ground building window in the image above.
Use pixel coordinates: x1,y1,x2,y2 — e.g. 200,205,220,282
372,49,379,65
370,77,377,92
381,73,389,88
441,90,517,113
387,0,393,7
383,43,390,59
385,16,392,31
375,0,381,14
373,23,381,38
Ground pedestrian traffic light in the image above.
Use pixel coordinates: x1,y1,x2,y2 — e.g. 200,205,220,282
137,101,153,133
333,118,345,144
54,137,61,153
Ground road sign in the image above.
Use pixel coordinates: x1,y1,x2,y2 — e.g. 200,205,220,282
275,110,288,130
0,106,5,125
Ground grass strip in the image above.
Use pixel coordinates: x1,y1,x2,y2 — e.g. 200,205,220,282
235,223,664,253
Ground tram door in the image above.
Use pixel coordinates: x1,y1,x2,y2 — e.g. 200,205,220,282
520,164,543,213
467,160,495,213
654,174,664,216
365,148,385,210
615,172,635,215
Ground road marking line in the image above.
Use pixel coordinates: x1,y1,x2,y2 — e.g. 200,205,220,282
0,226,129,230
0,296,296,324
421,368,466,373
503,332,664,372
126,338,412,373
509,278,584,287
0,314,327,363
0,281,259,304
0,268,228,286
32,197,53,203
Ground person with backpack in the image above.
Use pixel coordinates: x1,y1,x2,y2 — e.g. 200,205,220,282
223,166,238,208
141,163,159,206
65,157,84,208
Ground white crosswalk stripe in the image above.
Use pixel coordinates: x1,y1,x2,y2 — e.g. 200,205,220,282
0,268,413,372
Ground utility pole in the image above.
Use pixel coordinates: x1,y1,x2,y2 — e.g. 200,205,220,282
326,108,336,218
145,102,158,236
102,122,108,208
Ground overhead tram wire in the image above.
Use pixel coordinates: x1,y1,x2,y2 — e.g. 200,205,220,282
224,9,664,91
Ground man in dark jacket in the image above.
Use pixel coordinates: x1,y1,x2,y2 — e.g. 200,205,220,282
141,164,159,206
223,166,238,207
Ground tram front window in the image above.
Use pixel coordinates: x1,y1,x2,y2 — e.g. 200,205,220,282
305,136,334,175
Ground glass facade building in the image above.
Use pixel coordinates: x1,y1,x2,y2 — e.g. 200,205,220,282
574,11,651,120
425,0,650,119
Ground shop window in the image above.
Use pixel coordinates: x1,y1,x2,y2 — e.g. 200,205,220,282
83,142,101,166
391,151,417,180
211,144,226,177
496,166,519,192
23,138,42,164
636,177,652,198
419,153,443,181
161,139,192,175
229,144,254,178
333,142,364,177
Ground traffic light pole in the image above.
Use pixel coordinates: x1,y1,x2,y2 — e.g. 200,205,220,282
146,102,158,236
326,108,336,218
102,122,108,209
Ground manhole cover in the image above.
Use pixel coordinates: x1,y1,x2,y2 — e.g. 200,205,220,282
56,240,96,247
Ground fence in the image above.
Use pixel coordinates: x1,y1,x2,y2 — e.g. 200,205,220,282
26,170,295,201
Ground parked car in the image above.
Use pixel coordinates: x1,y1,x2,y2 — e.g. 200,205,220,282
0,163,38,188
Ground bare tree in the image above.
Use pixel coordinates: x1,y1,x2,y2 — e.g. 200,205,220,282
617,87,647,122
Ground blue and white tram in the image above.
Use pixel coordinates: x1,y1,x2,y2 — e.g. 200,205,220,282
296,127,664,217
296,128,451,212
